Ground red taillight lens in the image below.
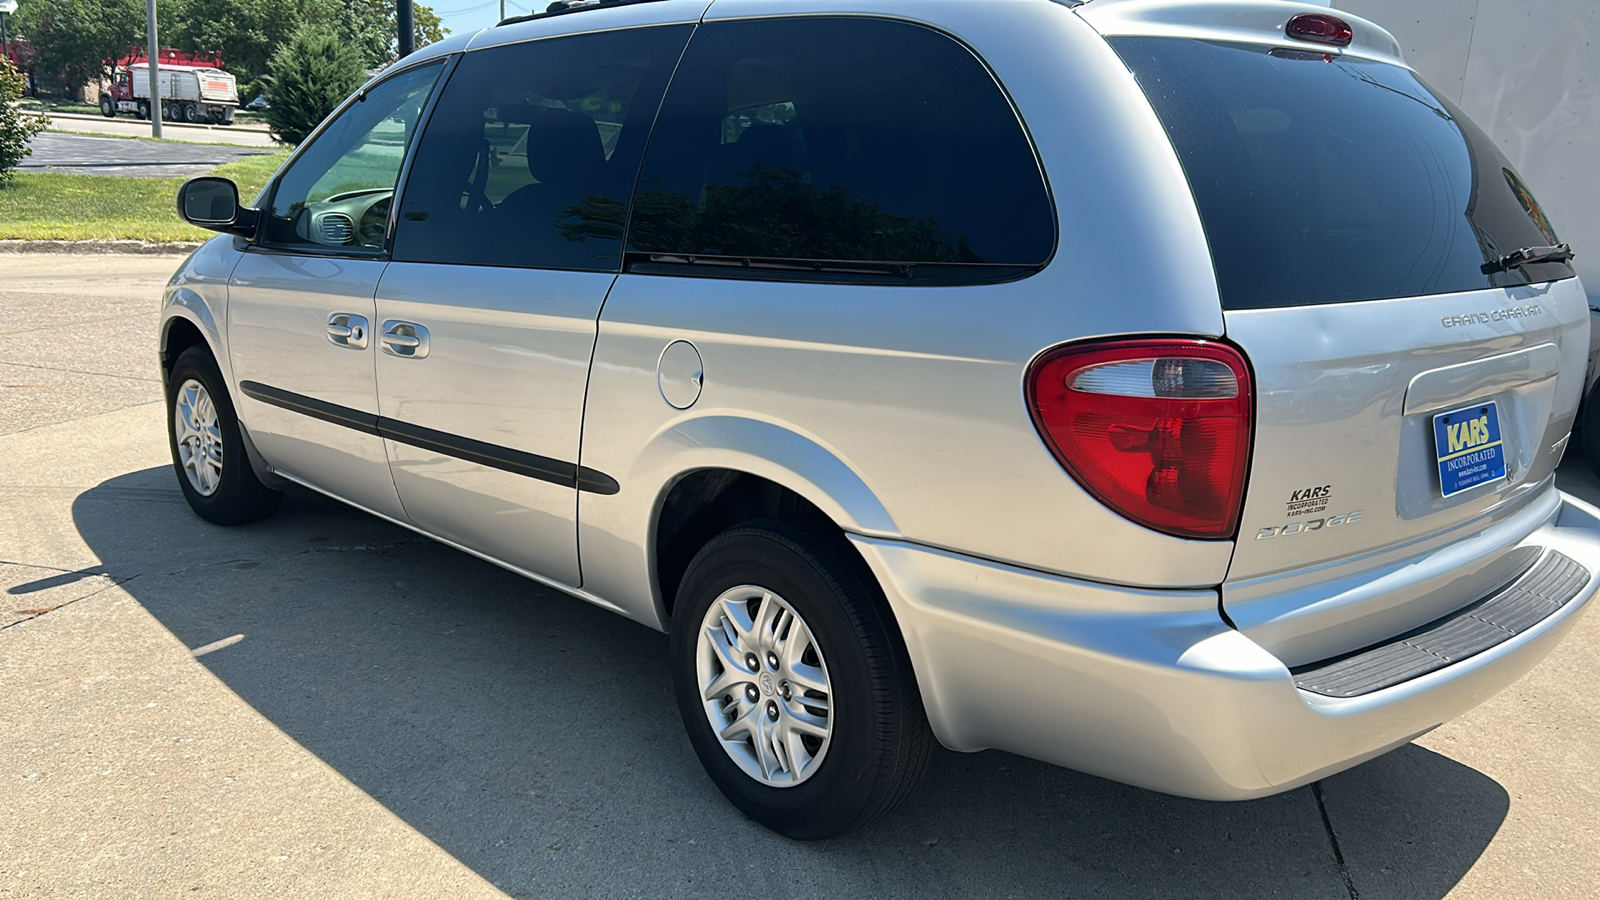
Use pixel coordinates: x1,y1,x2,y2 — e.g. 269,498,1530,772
1286,13,1354,47
1026,339,1253,539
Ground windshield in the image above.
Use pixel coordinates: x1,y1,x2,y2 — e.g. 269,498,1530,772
1109,38,1575,310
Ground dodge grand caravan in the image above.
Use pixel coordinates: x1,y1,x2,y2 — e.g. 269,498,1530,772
162,0,1596,838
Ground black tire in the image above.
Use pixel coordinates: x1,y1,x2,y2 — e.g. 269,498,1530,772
1582,383,1600,478
136,100,149,120
165,345,282,526
184,103,198,123
670,519,932,839
99,96,114,118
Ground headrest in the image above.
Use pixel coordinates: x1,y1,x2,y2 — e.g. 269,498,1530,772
515,106,605,184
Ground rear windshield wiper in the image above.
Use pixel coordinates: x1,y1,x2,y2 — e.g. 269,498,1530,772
1482,243,1574,275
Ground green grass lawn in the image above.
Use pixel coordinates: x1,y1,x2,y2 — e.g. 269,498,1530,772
0,152,291,242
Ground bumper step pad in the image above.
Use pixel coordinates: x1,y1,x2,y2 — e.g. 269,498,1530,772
1292,549,1588,698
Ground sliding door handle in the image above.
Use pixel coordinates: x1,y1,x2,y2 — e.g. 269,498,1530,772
380,320,430,359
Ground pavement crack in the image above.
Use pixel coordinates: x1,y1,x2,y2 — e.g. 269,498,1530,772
0,360,163,384
1313,781,1360,900
2,575,139,631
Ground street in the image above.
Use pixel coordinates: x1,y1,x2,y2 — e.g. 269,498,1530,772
19,132,276,179
37,111,280,148
1,253,1597,898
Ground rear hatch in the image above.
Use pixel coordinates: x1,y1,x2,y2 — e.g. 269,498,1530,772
1092,6,1587,660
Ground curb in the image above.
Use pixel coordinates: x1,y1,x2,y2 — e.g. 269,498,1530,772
0,239,202,255
25,110,274,135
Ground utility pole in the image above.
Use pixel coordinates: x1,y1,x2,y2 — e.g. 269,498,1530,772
397,0,414,60
0,0,16,66
145,0,160,138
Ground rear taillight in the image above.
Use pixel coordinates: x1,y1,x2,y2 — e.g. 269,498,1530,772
1026,339,1253,540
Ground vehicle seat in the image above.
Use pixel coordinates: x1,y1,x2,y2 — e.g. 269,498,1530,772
496,106,608,223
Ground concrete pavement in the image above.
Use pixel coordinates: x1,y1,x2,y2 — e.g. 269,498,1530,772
1,253,1597,897
20,132,277,179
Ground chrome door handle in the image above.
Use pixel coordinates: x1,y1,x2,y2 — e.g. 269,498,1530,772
380,320,430,359
327,313,369,349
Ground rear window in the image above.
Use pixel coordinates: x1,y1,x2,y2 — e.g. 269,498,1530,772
1109,38,1575,310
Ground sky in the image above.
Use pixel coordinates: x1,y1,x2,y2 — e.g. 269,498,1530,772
432,0,536,42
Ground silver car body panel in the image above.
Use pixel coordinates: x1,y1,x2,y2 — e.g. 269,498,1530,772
1222,279,1590,661
226,252,407,521
853,493,1600,798
1078,0,1402,64
154,0,1600,801
373,264,614,588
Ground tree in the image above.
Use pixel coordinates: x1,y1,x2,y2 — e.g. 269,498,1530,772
262,26,365,146
1,57,48,185
167,0,447,81
341,0,447,69
166,0,338,83
11,0,142,95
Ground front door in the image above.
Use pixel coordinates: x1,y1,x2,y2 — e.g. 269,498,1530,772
377,25,691,587
228,62,444,519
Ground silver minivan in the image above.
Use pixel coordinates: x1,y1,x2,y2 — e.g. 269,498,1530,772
164,0,1596,838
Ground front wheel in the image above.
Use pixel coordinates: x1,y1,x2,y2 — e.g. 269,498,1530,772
136,100,149,120
100,96,114,118
670,519,932,839
165,345,282,525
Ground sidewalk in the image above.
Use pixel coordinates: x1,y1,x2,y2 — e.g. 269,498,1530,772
31,111,280,149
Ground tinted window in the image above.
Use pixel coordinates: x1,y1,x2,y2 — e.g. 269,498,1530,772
262,63,442,251
1110,38,1575,310
391,26,691,271
625,17,1055,282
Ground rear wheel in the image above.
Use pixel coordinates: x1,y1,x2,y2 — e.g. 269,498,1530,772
1581,383,1600,477
99,96,114,117
670,519,931,839
166,345,282,525
184,103,198,123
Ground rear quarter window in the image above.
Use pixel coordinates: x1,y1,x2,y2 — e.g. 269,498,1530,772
1109,38,1575,310
623,16,1056,284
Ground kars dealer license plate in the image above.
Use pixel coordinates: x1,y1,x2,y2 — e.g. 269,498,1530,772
1432,401,1507,498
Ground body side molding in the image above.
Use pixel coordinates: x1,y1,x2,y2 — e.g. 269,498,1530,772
238,380,621,494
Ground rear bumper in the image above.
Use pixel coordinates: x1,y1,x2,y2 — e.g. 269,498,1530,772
850,492,1600,800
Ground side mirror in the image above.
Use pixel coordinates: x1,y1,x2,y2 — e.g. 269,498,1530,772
176,176,258,237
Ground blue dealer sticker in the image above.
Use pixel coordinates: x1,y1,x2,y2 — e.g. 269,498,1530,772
1432,401,1507,498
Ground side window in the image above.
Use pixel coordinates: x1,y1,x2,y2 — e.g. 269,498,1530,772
392,25,693,271
261,63,443,252
626,17,1056,280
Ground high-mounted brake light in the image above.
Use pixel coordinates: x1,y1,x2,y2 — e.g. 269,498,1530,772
1026,339,1253,540
1286,13,1354,47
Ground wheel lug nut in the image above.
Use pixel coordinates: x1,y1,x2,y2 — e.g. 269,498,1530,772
766,701,779,721
745,684,759,702
745,653,759,671
766,652,779,669
780,681,791,699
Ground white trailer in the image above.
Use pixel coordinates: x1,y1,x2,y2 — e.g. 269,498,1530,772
103,63,239,125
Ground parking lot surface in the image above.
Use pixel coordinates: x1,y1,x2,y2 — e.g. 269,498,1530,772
19,132,276,179
1,253,1596,897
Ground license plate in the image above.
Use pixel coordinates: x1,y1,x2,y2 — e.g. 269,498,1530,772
1432,401,1507,498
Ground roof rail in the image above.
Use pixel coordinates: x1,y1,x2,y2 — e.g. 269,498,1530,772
497,0,668,27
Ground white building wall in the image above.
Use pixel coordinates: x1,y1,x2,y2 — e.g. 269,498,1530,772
1336,0,1600,306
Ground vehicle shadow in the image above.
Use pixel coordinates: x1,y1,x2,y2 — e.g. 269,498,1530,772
72,467,1509,899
